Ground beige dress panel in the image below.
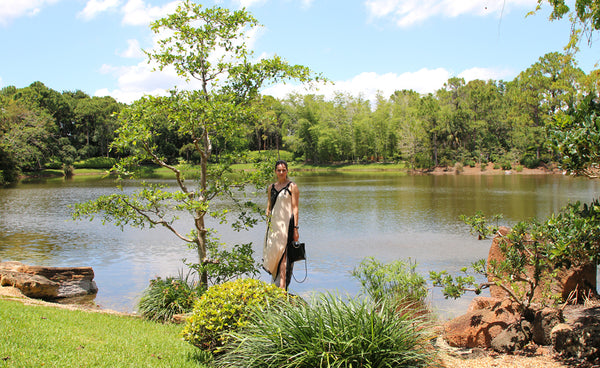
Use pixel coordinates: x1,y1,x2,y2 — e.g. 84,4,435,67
262,186,292,277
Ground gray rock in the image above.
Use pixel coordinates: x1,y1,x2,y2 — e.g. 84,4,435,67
491,320,532,353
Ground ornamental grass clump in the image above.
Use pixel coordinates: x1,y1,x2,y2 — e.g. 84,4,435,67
137,272,202,323
215,292,438,368
181,278,289,352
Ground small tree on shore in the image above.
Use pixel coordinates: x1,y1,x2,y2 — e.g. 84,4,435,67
71,1,322,288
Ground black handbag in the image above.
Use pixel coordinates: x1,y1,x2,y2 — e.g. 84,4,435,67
287,241,307,283
287,241,306,263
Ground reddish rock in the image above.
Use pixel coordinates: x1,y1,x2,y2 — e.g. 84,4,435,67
443,297,520,348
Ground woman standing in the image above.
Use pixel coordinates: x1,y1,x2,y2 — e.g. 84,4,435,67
263,160,299,290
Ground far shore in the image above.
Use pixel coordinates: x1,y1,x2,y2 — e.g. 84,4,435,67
424,162,563,176
17,162,564,182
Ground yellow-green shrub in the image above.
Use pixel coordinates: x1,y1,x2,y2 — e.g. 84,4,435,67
181,278,288,352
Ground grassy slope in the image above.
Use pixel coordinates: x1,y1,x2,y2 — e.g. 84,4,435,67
0,298,203,368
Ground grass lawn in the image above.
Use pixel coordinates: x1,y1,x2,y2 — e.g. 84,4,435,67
0,298,204,368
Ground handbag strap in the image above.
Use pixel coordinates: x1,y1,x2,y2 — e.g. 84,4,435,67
292,257,307,283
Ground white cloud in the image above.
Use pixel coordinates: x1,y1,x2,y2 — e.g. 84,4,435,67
262,67,512,107
121,0,181,26
231,0,268,8
95,59,205,104
98,62,512,106
458,66,513,82
364,0,537,27
232,0,313,10
119,39,145,58
0,0,60,26
78,0,121,21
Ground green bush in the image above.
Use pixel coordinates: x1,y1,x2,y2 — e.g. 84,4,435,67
74,157,117,169
137,273,202,323
521,153,541,169
351,257,428,306
44,159,63,169
181,278,289,352
216,293,436,368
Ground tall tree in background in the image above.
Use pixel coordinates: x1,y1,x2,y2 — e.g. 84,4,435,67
0,96,55,180
72,1,321,287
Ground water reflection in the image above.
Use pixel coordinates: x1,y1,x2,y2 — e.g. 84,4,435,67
1,173,598,319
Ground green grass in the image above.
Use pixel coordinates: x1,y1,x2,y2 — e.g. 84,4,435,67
0,299,204,368
293,162,409,172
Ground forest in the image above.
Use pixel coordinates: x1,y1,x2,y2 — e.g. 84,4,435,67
1,51,598,184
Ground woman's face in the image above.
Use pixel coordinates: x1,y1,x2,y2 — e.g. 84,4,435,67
275,164,288,181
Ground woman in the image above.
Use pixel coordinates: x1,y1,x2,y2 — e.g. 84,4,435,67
263,160,299,290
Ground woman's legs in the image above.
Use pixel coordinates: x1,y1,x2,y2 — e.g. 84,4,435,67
278,250,287,289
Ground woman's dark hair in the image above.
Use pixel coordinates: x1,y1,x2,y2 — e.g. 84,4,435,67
275,160,288,170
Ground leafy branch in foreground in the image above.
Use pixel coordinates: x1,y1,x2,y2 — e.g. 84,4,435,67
431,201,600,312
459,211,503,239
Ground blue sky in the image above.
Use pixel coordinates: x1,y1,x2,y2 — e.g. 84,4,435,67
0,0,597,105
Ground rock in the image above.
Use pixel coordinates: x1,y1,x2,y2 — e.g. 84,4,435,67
0,270,59,299
487,227,597,304
443,297,520,348
556,305,600,360
467,296,503,312
0,261,98,300
551,323,579,356
491,320,532,353
532,307,563,346
172,313,191,324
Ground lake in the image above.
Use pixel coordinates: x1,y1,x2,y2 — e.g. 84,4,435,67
1,172,598,319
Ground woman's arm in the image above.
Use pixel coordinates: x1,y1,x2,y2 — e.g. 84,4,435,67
290,182,300,241
266,183,273,216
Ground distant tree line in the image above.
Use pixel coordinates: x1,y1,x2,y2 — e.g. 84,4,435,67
1,51,598,183
0,81,123,181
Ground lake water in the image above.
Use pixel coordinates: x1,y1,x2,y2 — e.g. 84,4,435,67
1,172,599,319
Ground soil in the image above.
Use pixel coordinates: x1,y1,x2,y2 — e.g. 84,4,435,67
424,162,562,176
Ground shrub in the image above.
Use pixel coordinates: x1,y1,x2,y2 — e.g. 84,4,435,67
73,157,117,169
351,257,428,307
137,272,202,323
216,293,437,368
44,159,62,169
501,160,512,170
432,201,600,311
453,162,464,174
181,278,289,352
521,153,541,169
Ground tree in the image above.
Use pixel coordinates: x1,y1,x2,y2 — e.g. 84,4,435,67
0,95,55,179
72,1,321,288
551,92,600,178
535,0,600,49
